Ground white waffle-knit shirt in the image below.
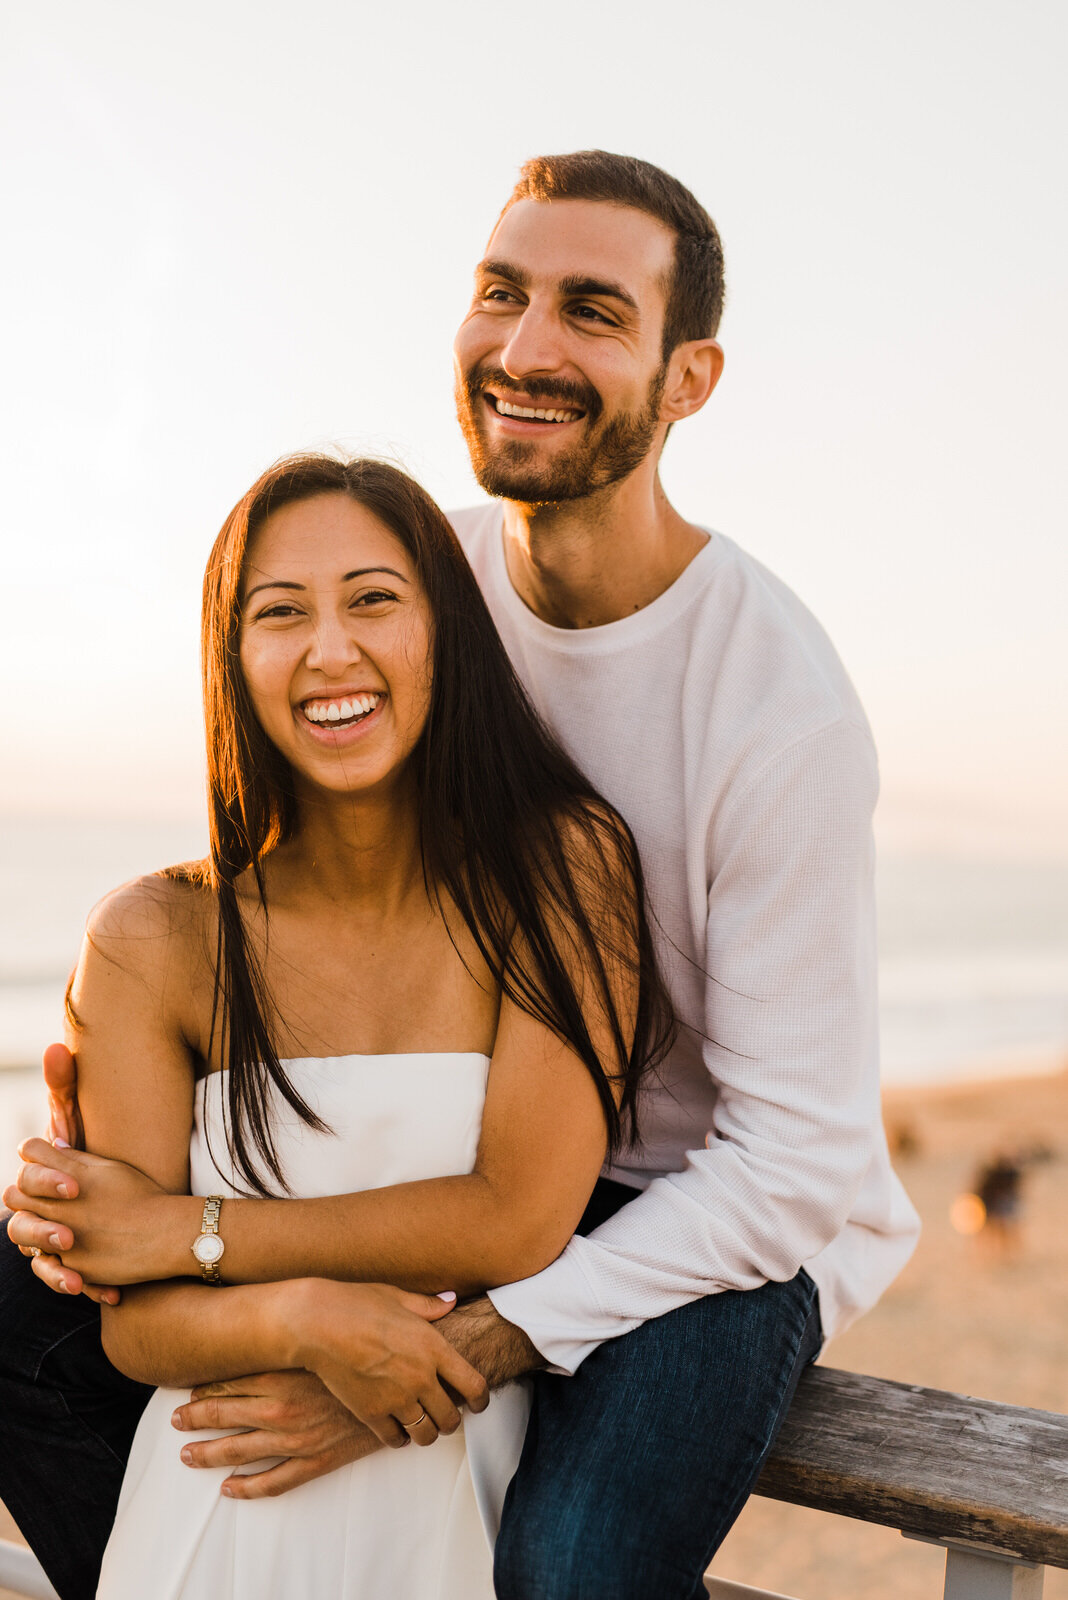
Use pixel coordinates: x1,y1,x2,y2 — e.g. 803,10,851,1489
451,503,920,1375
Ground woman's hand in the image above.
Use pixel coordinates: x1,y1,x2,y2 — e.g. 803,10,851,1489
282,1279,490,1451
4,1137,195,1292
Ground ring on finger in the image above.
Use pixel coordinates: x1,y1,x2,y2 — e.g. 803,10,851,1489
28,1247,42,1258
401,1410,428,1431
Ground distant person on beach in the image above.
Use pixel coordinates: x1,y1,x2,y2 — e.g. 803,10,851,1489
2,151,919,1600
975,1152,1026,1258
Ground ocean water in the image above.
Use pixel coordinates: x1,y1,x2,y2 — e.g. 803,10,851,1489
1,817,1066,1161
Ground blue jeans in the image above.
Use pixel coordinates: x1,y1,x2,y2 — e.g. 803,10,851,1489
0,1193,820,1600
494,1181,822,1599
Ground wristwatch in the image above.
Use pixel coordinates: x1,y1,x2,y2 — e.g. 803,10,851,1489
191,1196,226,1284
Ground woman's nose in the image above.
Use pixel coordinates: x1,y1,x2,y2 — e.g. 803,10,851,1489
304,615,363,676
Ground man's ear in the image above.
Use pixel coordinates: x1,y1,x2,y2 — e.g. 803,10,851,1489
659,339,724,425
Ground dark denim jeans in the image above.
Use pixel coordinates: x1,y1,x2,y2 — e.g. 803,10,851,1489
0,1188,820,1600
494,1181,823,1599
0,1223,151,1600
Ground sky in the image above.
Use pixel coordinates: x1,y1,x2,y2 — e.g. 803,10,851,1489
3,0,1066,857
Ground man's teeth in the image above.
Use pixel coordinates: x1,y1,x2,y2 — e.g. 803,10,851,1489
493,398,580,423
302,693,380,725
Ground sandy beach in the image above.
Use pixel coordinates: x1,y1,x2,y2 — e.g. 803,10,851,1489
709,1066,1068,1599
3,1065,1067,1600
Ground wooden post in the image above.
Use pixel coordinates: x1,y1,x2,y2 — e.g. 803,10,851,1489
905,1534,1046,1600
941,1545,1044,1599
0,1539,59,1600
704,1579,796,1599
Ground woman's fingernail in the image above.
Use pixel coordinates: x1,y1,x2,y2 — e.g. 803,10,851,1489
436,1291,456,1302
57,1280,70,1293
180,1448,193,1465
171,1412,185,1430
57,1183,70,1199
53,1137,70,1149
221,1485,234,1497
49,1233,64,1249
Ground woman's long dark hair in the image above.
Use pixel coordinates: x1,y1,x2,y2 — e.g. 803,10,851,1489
183,454,675,1195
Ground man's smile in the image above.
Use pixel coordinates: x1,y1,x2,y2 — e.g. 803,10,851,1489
479,388,591,443
488,394,584,425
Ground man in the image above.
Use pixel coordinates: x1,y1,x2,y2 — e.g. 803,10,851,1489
3,151,919,1599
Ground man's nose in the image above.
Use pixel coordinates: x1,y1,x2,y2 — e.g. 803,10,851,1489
499,303,565,381
304,614,363,676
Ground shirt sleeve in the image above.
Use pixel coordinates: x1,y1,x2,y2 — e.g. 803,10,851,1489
488,718,882,1374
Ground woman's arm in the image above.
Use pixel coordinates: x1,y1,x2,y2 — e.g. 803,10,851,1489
104,1276,487,1448
16,819,641,1299
24,878,487,1430
28,972,627,1298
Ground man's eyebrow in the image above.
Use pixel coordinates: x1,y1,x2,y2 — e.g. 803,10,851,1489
243,567,408,601
476,258,639,314
557,273,640,312
476,257,530,287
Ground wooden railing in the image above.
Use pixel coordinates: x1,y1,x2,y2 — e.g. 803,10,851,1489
2,1367,1066,1600
709,1367,1068,1600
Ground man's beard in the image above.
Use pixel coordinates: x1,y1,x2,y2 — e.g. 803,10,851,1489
455,364,666,505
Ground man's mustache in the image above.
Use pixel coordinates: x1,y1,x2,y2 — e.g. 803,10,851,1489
466,366,603,425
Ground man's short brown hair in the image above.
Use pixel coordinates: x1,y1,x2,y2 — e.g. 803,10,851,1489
504,150,725,360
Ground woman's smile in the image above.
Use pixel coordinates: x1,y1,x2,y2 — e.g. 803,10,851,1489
296,690,386,741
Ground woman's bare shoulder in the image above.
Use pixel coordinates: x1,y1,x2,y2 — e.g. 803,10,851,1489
83,863,215,978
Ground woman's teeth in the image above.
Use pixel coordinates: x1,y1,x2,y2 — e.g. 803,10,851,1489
493,398,581,423
302,693,380,726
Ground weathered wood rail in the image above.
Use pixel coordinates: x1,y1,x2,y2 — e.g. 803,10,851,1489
708,1366,1068,1599
2,1367,1065,1600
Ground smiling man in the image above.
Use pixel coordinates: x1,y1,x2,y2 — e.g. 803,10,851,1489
453,180,718,630
3,152,919,1600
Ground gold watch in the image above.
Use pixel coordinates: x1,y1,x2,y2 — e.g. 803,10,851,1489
191,1196,226,1284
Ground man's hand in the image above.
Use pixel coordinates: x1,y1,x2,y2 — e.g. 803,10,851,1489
44,1041,83,1149
170,1370,382,1500
169,1301,536,1501
170,1300,537,1500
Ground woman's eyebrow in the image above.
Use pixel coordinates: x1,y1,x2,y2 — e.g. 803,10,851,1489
244,567,409,601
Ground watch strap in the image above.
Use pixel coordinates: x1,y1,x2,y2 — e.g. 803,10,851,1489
194,1195,225,1284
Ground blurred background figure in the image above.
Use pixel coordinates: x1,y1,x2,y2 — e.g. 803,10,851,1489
950,1143,1055,1262
973,1152,1025,1259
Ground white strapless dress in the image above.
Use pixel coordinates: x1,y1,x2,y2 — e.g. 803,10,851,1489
96,1053,531,1599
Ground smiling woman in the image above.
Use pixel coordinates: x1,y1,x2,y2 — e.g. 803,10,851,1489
8,451,676,1600
186,454,673,1197
238,496,432,800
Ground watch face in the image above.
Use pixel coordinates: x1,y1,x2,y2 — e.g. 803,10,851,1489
193,1234,225,1265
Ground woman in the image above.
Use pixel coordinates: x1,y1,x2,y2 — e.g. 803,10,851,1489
17,455,672,1597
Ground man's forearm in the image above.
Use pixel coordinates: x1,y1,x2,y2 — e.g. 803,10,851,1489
441,1296,544,1388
